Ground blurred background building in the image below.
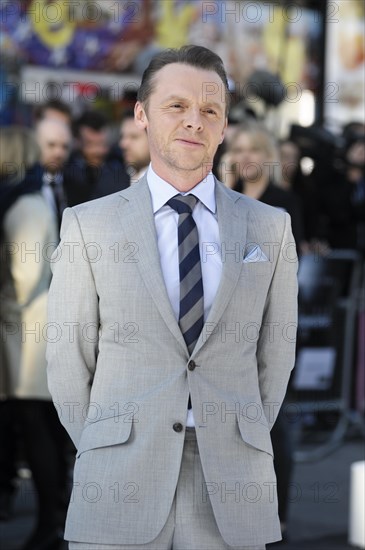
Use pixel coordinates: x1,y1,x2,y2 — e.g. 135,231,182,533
0,0,363,130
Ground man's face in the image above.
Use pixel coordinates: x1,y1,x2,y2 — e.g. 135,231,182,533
37,124,71,173
119,118,150,171
78,126,109,167
135,63,227,180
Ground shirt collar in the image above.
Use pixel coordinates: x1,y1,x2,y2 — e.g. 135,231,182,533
43,172,63,185
147,163,216,214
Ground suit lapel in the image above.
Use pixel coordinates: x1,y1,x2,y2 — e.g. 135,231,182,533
117,176,188,353
117,176,248,357
192,181,248,356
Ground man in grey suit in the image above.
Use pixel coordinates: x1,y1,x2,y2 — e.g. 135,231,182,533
47,45,298,549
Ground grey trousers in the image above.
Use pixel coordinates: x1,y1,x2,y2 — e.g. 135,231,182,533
69,429,266,550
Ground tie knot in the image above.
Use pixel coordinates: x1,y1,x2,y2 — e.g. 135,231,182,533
167,194,198,215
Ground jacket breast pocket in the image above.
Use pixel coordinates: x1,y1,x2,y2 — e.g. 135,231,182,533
238,260,273,282
235,261,273,315
236,412,273,457
76,414,133,458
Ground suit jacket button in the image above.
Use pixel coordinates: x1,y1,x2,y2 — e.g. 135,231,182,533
188,360,196,371
173,422,183,433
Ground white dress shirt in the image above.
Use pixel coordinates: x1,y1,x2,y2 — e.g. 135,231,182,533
42,172,65,219
147,164,222,427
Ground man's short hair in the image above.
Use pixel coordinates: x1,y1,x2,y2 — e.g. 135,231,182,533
137,45,230,115
73,111,108,138
34,99,72,122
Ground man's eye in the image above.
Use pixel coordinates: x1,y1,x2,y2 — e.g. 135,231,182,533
205,109,216,115
171,104,182,108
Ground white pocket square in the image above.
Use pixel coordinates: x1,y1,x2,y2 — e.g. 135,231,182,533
243,246,269,263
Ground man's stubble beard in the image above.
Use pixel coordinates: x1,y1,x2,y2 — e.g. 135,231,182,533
44,162,63,174
162,145,212,174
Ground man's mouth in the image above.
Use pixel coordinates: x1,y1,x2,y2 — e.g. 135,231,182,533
175,139,204,147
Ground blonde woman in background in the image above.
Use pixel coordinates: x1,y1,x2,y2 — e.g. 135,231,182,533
218,119,304,250
0,127,68,550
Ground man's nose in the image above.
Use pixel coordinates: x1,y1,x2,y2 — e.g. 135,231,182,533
183,108,203,131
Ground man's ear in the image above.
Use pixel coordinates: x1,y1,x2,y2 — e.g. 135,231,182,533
134,101,148,130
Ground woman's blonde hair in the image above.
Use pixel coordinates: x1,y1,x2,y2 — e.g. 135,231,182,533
0,126,40,185
230,120,281,184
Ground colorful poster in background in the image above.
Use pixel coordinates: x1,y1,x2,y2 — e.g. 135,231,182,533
0,0,148,71
196,2,321,93
1,0,321,89
325,0,365,130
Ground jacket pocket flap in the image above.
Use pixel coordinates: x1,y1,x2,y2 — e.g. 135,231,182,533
236,413,273,456
76,415,133,458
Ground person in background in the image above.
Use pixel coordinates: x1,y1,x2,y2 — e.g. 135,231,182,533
119,109,150,183
346,136,365,254
279,139,301,192
0,127,68,549
64,110,130,205
0,128,40,523
35,118,72,230
316,128,365,255
33,99,72,128
219,120,304,251
279,139,320,250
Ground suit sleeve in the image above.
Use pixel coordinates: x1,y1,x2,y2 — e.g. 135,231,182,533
257,212,298,429
46,207,99,448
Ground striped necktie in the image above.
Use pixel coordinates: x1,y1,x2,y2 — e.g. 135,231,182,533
167,194,204,354
49,178,66,229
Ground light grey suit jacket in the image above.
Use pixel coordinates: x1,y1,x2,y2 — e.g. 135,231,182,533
46,174,298,546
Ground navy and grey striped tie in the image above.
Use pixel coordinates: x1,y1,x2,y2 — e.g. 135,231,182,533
167,194,204,355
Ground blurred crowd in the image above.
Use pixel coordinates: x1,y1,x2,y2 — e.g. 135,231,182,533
0,97,364,549
215,116,365,256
